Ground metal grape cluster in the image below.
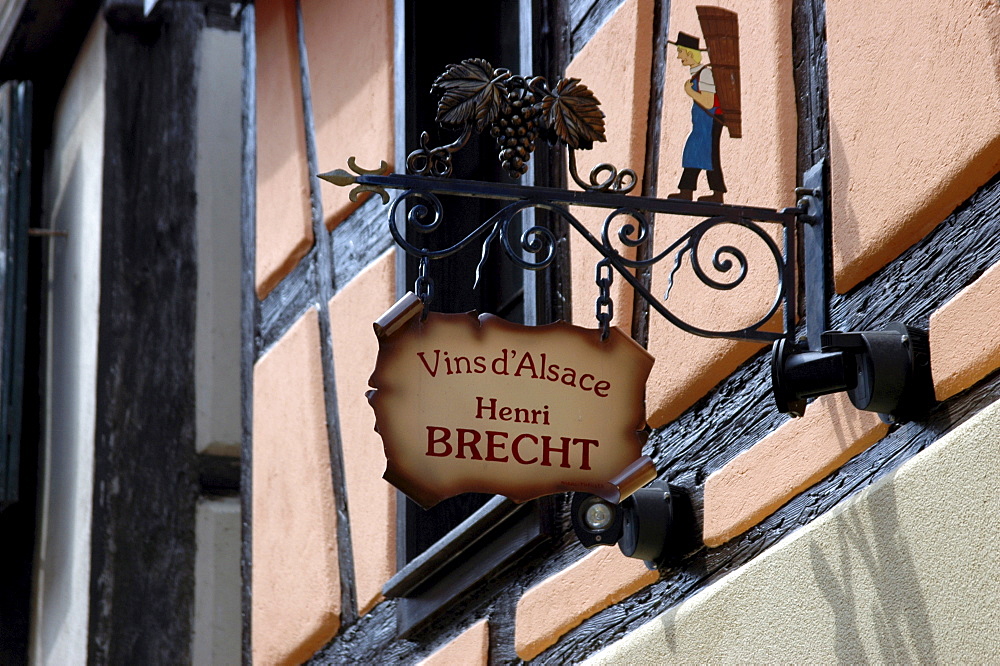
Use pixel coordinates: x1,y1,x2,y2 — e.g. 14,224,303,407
487,84,540,177
417,58,608,179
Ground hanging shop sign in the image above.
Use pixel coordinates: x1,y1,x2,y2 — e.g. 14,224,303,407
367,293,657,509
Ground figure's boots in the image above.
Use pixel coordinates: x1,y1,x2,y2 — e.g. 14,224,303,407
698,191,725,203
667,189,694,200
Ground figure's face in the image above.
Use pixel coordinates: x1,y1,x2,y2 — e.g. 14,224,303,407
677,46,698,67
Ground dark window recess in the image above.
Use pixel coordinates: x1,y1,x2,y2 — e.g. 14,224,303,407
396,0,526,566
0,79,35,666
385,0,563,638
0,81,31,510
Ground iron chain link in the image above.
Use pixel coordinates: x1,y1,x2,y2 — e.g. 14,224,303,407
595,259,614,341
415,256,434,313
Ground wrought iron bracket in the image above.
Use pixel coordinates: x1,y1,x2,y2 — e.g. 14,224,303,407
770,161,933,421
318,57,802,343
320,164,800,344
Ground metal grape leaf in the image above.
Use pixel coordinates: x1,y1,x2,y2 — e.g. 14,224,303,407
540,78,606,150
432,58,509,133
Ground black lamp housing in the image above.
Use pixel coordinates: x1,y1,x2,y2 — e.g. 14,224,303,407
571,481,697,570
771,322,933,422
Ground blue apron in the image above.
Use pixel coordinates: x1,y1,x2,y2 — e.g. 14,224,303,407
681,74,718,171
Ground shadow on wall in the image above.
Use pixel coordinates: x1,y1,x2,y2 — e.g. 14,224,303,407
828,117,856,295
646,481,937,661
808,485,936,664
39,152,88,657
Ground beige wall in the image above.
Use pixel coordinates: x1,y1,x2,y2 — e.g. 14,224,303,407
586,397,1000,663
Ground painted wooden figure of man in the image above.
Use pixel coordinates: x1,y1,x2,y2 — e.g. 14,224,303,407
668,31,726,203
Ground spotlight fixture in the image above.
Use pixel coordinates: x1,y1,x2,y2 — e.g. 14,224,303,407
771,322,932,421
571,481,697,569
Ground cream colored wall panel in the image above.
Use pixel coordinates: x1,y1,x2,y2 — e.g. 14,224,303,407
32,17,105,666
586,398,1000,664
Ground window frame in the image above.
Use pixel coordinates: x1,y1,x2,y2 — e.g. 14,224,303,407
385,495,554,637
0,81,31,510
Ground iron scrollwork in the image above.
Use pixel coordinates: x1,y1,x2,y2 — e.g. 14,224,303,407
319,58,805,344
568,149,637,194
385,191,558,288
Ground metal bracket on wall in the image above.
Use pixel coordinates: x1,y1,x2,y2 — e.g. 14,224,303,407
320,164,801,345
798,159,828,351
771,160,932,423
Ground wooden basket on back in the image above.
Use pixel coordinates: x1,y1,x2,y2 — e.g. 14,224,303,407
697,6,741,138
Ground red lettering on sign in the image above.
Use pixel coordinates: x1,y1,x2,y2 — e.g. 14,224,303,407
511,433,538,464
545,362,560,382
541,435,571,468
426,426,452,456
476,396,496,420
492,349,511,375
417,350,441,377
576,438,599,470
475,397,549,425
424,425,600,471
456,428,483,460
450,355,473,374
416,349,613,396
485,431,509,462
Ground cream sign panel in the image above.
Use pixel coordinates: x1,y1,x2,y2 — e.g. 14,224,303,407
368,295,656,508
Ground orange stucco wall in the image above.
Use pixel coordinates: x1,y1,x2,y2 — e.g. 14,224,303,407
254,0,313,298
249,0,1000,661
302,0,394,229
328,253,398,615
827,0,1000,293
252,309,340,664
565,0,653,330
